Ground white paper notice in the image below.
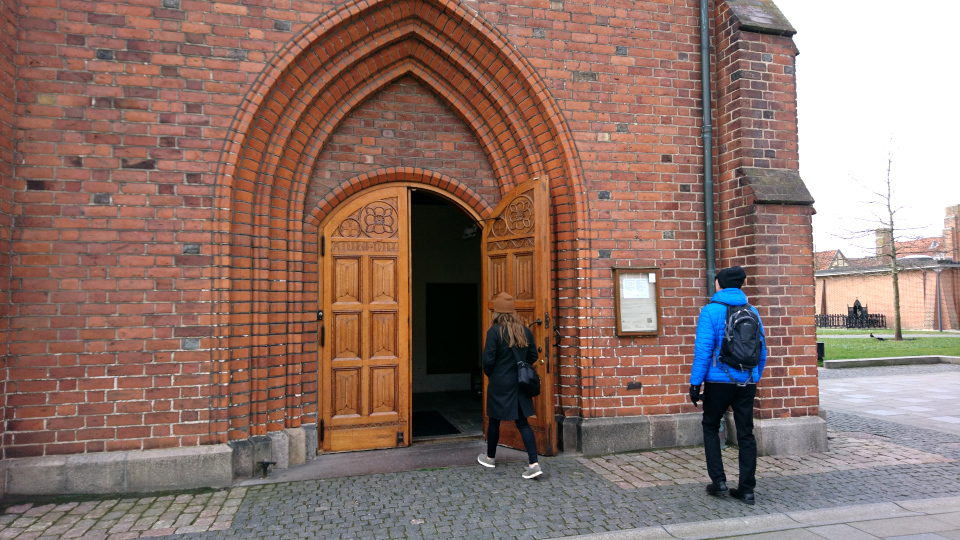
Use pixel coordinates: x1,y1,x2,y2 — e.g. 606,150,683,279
621,277,649,299
648,273,656,283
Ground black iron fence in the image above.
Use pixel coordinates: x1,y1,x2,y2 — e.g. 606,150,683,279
815,314,887,329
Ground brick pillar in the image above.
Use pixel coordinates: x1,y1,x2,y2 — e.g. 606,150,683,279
875,228,893,258
0,0,18,460
714,0,825,455
944,205,960,263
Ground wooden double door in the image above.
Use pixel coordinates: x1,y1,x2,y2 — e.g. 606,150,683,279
318,179,556,456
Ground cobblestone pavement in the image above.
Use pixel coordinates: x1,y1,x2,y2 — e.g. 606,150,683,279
579,433,953,490
0,489,244,539
3,366,960,539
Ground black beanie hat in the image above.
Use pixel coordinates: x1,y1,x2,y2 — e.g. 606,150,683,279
717,266,746,289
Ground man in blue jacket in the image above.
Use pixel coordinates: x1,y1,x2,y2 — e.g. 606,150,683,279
689,266,766,505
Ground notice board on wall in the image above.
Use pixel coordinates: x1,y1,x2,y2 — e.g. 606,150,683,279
613,267,661,337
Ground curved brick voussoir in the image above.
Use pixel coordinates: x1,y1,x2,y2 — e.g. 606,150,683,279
257,27,542,219
309,168,494,227
214,0,590,440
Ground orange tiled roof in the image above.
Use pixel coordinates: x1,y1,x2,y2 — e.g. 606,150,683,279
814,250,837,271
893,237,944,258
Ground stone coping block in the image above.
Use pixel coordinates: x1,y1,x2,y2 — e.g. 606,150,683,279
755,415,828,456
738,167,813,205
824,355,960,369
664,513,799,538
268,430,290,470
4,444,233,496
896,496,960,514
725,0,797,36
578,413,826,458
785,502,919,525
578,413,702,457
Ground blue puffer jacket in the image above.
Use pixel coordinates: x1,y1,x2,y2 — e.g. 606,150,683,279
690,288,767,386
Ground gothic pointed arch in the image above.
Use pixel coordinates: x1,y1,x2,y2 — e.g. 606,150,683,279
211,0,590,440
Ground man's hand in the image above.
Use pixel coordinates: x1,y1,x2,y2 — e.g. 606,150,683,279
689,384,701,406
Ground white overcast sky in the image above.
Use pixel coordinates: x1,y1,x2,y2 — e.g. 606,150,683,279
771,0,960,257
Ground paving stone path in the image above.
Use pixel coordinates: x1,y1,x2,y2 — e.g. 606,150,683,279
0,489,244,539
2,365,959,539
579,432,954,490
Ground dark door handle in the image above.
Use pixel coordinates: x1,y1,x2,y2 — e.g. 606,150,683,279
554,328,561,347
527,318,543,327
544,336,550,373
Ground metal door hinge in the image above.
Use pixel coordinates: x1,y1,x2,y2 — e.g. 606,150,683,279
320,419,324,442
320,235,325,256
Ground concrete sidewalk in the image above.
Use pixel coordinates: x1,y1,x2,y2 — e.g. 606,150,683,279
560,497,960,539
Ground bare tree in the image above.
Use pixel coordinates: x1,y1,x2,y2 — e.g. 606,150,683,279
834,147,931,341
879,152,903,341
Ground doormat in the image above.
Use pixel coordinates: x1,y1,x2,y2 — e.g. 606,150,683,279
412,410,461,437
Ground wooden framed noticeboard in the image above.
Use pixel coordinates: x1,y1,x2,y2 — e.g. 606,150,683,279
613,267,661,337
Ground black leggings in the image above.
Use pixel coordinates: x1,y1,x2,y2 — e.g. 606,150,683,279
487,403,538,464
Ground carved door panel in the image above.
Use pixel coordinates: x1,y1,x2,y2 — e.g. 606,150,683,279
320,186,410,452
481,177,556,456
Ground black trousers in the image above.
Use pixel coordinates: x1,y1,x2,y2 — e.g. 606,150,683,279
487,403,538,464
701,381,757,492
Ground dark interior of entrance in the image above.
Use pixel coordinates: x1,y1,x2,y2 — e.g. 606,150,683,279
411,190,483,441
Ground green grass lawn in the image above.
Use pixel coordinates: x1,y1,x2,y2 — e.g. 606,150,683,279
816,328,956,336
818,337,960,360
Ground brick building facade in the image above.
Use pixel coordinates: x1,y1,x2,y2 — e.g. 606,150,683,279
815,205,960,331
0,0,824,495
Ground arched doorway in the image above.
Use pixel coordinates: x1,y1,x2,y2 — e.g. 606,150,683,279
317,179,554,454
212,0,590,454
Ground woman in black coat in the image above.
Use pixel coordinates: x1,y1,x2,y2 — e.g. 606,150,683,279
477,293,542,478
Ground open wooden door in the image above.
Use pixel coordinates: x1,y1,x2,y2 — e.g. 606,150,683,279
481,177,556,456
319,186,411,452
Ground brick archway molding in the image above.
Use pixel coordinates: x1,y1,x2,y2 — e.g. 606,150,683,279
210,0,592,448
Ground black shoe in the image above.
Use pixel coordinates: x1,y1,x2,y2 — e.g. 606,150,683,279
705,481,728,495
729,488,755,505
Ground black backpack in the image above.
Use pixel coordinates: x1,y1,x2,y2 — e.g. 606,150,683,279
712,301,764,372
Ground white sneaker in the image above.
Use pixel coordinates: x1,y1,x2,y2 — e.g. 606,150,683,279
522,463,542,479
477,454,495,468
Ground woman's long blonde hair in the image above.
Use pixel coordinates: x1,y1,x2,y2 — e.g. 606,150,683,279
494,312,528,348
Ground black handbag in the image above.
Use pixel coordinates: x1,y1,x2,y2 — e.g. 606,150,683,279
517,361,541,397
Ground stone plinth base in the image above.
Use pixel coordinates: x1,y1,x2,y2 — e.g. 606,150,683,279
229,426,317,479
4,445,233,496
576,413,703,457
570,413,828,457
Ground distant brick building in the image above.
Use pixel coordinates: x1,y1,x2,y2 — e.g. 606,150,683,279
815,205,960,331
0,0,824,495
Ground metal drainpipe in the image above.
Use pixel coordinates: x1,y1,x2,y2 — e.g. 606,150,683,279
700,0,717,296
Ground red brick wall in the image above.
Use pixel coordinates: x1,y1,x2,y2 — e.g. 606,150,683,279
307,77,500,214
3,0,817,457
0,0,18,448
713,3,816,419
